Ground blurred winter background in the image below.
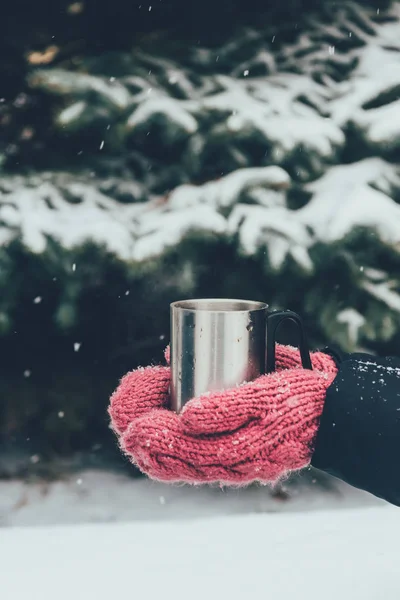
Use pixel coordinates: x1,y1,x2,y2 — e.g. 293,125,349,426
0,2,400,590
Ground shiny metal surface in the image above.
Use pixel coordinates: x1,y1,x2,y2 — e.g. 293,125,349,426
170,299,267,412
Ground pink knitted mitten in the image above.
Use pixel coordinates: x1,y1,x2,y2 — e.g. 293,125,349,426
109,345,337,485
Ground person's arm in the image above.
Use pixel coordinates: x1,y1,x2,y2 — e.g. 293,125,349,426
312,350,400,506
109,344,400,506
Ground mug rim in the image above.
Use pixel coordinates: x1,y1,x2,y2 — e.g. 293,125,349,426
171,298,268,313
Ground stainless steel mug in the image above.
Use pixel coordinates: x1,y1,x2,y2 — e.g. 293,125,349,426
170,298,312,412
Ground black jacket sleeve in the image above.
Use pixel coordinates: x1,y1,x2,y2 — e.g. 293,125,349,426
311,349,400,507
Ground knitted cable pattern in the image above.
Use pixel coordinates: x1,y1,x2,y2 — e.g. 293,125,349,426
275,345,338,373
108,345,337,485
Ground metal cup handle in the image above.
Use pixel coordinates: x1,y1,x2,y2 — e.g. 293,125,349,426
266,310,312,373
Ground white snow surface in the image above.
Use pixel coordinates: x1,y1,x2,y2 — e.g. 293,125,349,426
1,503,399,600
0,469,380,528
0,470,393,600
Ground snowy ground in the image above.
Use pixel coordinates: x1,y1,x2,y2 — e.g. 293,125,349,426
0,468,381,527
1,504,399,600
0,470,396,600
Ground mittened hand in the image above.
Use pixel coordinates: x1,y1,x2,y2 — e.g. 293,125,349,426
108,345,338,485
